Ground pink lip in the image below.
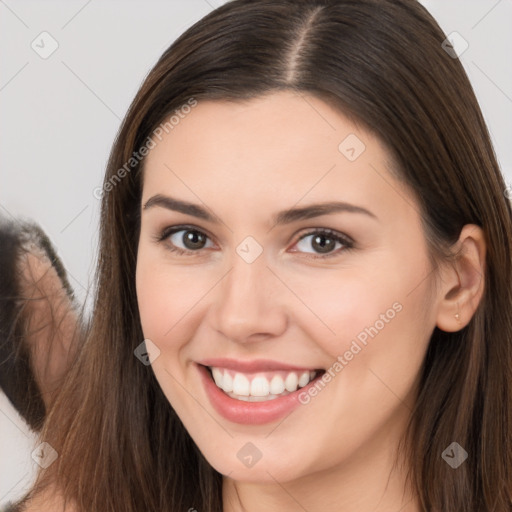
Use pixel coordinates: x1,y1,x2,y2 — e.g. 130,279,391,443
196,363,324,425
197,357,320,373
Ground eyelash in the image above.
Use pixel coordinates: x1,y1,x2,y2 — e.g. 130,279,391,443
154,225,354,259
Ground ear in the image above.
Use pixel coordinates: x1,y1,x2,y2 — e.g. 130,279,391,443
435,224,486,332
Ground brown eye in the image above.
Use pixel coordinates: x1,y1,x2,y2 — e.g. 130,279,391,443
310,233,337,253
179,230,208,250
292,229,353,258
159,227,214,255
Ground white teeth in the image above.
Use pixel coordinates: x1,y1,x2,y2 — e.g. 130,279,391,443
211,367,223,387
269,375,285,395
223,371,233,392
250,376,270,397
298,371,310,388
208,367,318,401
284,372,298,392
247,394,280,402
232,373,250,396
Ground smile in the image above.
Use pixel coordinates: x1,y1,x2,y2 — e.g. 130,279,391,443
196,358,327,424
207,366,319,402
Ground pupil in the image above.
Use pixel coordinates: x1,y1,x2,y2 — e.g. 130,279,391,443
313,234,334,253
184,230,205,249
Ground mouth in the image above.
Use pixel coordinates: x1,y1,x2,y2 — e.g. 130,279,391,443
203,365,326,402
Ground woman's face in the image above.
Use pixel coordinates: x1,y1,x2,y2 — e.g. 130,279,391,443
136,91,439,483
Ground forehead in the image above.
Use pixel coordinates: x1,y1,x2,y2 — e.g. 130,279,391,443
144,90,377,175
141,90,413,225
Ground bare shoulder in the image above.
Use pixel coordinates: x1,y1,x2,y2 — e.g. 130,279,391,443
19,502,76,512
15,491,77,512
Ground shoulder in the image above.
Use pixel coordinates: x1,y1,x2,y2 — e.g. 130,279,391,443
10,491,77,512
16,502,76,512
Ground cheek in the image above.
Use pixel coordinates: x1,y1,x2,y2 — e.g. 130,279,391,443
136,262,169,342
135,254,213,349
285,253,434,370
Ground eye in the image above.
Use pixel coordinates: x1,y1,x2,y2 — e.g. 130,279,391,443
290,228,353,259
155,225,353,259
156,226,215,255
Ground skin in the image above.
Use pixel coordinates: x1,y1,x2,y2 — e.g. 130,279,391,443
18,245,79,408
135,90,486,512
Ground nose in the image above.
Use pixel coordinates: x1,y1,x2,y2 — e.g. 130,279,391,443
209,251,288,344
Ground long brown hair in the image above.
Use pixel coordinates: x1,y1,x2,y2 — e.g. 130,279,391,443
25,0,512,510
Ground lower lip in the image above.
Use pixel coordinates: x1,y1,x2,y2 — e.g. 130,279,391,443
197,363,323,425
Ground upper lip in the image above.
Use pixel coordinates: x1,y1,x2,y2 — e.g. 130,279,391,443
197,358,322,373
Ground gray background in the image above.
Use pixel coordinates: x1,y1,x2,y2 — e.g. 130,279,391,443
1,0,511,505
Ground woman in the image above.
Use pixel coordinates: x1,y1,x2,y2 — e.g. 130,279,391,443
4,0,511,510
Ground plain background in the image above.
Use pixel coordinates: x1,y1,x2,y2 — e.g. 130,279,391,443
0,0,511,505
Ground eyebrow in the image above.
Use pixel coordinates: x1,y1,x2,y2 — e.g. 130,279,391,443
142,194,378,225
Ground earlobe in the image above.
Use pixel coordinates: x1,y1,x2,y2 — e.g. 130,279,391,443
435,224,486,333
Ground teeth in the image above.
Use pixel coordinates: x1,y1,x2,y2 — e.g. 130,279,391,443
232,373,250,396
226,393,285,402
270,374,285,395
208,367,318,401
298,371,310,388
223,371,233,392
284,372,298,392
211,367,223,387
250,376,270,397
